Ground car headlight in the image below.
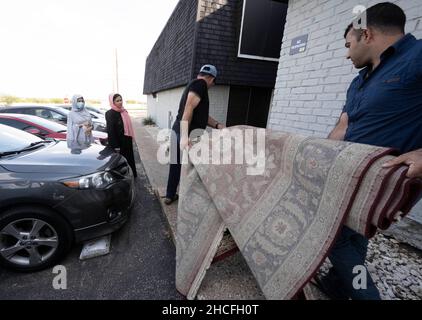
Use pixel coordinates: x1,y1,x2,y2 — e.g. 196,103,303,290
62,171,117,189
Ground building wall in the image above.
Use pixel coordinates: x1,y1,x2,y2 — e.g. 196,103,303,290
144,0,282,95
269,0,422,137
144,0,283,128
147,85,230,129
194,0,280,88
143,0,198,94
147,87,185,129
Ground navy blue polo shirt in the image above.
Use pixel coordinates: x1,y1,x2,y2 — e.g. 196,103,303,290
343,34,422,153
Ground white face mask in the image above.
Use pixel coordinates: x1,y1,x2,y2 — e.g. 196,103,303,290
76,102,85,110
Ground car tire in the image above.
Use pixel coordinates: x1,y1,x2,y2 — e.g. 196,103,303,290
0,206,73,272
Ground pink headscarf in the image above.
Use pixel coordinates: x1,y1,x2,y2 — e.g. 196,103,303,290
109,93,135,138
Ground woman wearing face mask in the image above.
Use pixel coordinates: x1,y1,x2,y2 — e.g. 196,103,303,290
105,93,137,178
67,95,94,149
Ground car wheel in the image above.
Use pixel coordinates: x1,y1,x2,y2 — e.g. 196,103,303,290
0,206,73,272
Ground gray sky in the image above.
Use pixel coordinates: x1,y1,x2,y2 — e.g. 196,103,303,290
0,0,179,102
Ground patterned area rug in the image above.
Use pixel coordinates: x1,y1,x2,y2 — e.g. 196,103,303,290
175,126,422,300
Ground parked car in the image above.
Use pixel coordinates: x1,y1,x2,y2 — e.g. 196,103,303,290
0,105,107,132
54,105,107,130
0,113,108,145
0,124,134,272
0,105,67,123
58,104,105,117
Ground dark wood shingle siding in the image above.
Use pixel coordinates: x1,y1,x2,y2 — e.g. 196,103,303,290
143,0,198,94
144,0,280,94
193,0,279,88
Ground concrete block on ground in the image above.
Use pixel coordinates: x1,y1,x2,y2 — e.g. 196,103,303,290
79,235,111,260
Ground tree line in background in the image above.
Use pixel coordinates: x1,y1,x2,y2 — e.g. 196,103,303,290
0,95,142,106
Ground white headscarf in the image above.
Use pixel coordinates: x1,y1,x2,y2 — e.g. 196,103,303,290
69,94,92,123
67,94,94,147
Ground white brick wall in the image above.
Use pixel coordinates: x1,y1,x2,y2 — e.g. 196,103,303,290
147,85,229,129
147,87,185,129
269,0,422,138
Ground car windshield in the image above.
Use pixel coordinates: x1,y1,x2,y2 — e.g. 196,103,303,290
19,114,67,132
0,124,43,153
56,105,104,115
53,107,70,115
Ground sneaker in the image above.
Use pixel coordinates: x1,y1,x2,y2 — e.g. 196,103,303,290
164,195,179,205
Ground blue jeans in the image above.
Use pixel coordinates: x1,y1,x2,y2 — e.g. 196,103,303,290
326,226,381,300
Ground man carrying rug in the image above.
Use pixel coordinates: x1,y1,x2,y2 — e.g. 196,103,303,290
164,64,226,205
319,2,422,300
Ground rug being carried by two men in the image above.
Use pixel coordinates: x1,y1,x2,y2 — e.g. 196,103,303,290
175,126,422,300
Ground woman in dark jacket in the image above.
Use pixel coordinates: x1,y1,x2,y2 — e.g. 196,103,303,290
105,93,138,178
